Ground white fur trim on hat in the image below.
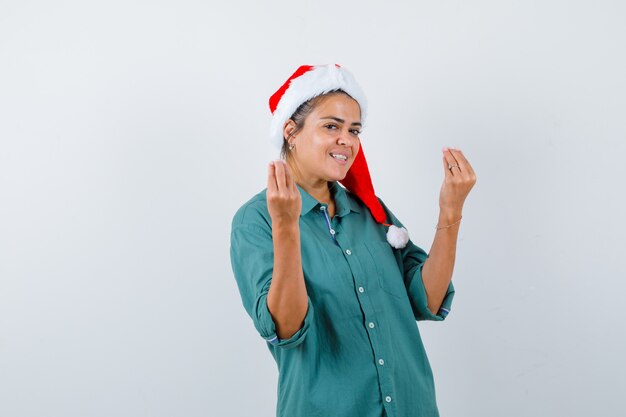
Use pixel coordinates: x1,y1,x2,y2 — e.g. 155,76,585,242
269,65,368,149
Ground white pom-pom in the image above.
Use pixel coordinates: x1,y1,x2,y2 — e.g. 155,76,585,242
386,225,409,249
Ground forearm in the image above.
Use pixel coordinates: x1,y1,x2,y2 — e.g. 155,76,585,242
267,221,309,339
421,208,462,315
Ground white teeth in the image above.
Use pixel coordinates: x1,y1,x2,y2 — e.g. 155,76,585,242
330,153,347,161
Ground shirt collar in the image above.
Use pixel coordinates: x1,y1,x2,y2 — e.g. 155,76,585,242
297,181,362,218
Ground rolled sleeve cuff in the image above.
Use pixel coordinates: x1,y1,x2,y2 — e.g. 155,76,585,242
408,263,455,321
254,295,314,349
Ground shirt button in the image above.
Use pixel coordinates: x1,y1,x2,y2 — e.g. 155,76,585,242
378,359,385,365
346,249,352,255
368,322,375,328
330,229,336,235
358,287,364,293
385,396,392,403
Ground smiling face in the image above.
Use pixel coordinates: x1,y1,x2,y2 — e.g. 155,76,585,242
284,92,362,189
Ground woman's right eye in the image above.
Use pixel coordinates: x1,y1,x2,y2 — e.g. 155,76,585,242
324,124,338,130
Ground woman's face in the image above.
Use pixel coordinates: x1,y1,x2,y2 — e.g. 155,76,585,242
287,93,362,185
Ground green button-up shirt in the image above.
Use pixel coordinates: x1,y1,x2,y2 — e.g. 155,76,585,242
230,180,455,417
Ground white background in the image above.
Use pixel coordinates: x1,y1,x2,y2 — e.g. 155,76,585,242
1,1,625,416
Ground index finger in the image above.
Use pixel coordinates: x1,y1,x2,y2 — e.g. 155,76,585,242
283,160,296,190
442,147,461,175
267,161,278,192
448,148,475,177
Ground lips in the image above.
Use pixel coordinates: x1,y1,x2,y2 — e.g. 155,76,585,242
329,153,348,165
329,151,349,159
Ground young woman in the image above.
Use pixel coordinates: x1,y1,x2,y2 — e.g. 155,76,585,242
230,64,476,417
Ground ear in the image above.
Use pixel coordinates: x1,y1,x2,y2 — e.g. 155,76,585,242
283,119,297,142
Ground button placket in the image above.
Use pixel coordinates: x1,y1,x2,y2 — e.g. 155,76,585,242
338,240,393,409
319,205,339,245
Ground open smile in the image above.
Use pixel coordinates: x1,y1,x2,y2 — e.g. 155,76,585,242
329,152,349,165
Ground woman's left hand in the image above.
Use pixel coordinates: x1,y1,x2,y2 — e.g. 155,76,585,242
439,147,477,212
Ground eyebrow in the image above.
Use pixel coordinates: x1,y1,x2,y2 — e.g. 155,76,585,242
320,116,362,127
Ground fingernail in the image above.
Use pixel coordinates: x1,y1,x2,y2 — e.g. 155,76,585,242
269,161,274,166
442,147,449,152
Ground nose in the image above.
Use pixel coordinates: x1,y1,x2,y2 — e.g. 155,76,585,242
337,129,355,147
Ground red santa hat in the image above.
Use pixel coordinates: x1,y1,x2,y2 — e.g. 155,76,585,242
268,64,409,249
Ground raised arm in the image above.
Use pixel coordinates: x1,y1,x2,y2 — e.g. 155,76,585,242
266,160,308,339
421,147,476,315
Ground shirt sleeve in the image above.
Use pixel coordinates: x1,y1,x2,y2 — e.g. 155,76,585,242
377,198,455,322
230,221,314,349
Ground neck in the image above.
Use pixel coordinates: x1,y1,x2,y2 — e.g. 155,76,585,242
300,179,333,204
293,175,333,204
286,158,334,204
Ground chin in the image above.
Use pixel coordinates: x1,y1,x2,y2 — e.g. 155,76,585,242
323,160,353,182
326,170,349,182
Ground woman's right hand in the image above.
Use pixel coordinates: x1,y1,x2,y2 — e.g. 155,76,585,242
267,160,302,226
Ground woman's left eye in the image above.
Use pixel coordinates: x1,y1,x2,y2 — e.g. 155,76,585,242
350,129,361,135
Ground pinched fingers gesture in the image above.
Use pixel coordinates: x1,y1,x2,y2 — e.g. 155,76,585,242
267,160,302,225
439,147,477,211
